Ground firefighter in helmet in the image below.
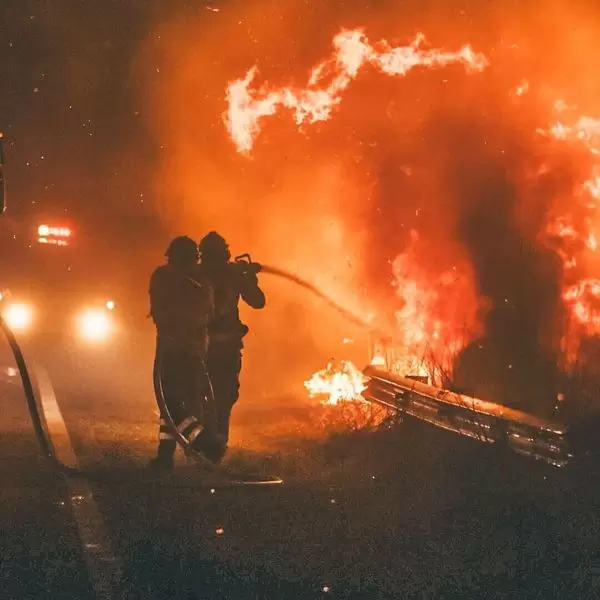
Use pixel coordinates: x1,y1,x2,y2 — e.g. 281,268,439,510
197,231,266,452
149,235,225,470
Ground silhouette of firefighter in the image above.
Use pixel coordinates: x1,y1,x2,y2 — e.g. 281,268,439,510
197,232,266,447
149,236,225,470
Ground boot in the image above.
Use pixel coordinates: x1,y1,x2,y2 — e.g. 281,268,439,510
149,441,176,471
149,455,174,471
191,430,227,465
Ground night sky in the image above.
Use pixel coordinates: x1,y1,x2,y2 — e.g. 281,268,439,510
0,1,225,312
0,1,182,240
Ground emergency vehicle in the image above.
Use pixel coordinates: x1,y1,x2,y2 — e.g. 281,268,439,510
0,219,120,347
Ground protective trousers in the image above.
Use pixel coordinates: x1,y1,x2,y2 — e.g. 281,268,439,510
206,343,242,444
153,343,212,459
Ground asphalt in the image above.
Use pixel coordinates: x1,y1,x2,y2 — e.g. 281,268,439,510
3,334,600,599
0,367,92,599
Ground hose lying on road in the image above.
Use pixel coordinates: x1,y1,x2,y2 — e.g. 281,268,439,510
0,314,62,469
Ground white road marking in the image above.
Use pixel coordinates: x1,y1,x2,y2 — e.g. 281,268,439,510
33,364,124,599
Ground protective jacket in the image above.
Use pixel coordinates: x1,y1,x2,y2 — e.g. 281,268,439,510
149,264,214,355
197,263,265,347
195,261,265,444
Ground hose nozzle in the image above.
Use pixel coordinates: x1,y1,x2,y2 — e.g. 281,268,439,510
234,253,262,275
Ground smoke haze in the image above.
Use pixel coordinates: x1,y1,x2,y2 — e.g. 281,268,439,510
137,0,600,407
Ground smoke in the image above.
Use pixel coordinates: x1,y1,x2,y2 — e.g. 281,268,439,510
139,0,600,408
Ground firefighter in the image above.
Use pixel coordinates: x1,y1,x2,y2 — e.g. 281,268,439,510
197,232,266,452
149,235,225,470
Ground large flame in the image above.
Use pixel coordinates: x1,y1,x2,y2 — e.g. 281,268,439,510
225,29,488,154
226,26,489,388
388,231,481,384
536,104,600,362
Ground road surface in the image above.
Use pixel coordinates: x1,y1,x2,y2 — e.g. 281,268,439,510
2,332,600,599
0,363,92,598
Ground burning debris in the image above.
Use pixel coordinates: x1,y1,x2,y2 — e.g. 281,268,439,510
304,360,369,405
304,361,390,432
225,29,488,154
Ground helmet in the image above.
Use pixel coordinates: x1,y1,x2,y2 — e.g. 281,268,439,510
198,231,230,262
165,236,199,262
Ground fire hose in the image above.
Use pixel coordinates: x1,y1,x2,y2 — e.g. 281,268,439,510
235,254,380,333
0,314,77,474
1,253,372,475
152,256,381,464
0,314,53,460
152,346,220,460
0,315,277,485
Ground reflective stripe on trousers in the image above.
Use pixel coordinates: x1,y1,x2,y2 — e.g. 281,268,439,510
159,418,174,440
178,416,205,445
158,417,204,445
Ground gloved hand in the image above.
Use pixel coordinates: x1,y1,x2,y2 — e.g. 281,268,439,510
241,271,259,286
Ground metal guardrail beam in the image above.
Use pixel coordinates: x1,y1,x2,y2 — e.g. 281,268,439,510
362,365,573,468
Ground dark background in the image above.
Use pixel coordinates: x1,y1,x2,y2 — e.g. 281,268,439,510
0,1,186,313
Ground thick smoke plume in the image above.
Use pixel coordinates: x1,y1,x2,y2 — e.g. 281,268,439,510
140,0,600,411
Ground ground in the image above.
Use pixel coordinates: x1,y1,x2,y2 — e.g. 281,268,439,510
2,336,600,599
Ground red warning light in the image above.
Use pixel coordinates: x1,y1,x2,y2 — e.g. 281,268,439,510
37,224,72,238
38,237,68,246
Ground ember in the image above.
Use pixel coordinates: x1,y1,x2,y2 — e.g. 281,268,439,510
304,361,369,405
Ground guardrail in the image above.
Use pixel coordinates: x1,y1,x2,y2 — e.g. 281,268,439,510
363,365,574,468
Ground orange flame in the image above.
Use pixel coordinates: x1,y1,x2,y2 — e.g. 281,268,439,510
540,104,600,346
564,279,600,335
225,29,488,154
388,231,481,384
304,360,369,405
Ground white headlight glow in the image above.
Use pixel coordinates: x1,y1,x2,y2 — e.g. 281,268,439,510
3,303,34,332
77,309,112,342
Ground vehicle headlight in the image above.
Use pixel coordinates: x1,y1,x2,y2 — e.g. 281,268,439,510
77,308,112,343
3,303,34,332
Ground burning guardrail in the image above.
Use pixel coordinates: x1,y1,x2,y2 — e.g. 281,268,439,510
303,342,598,468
